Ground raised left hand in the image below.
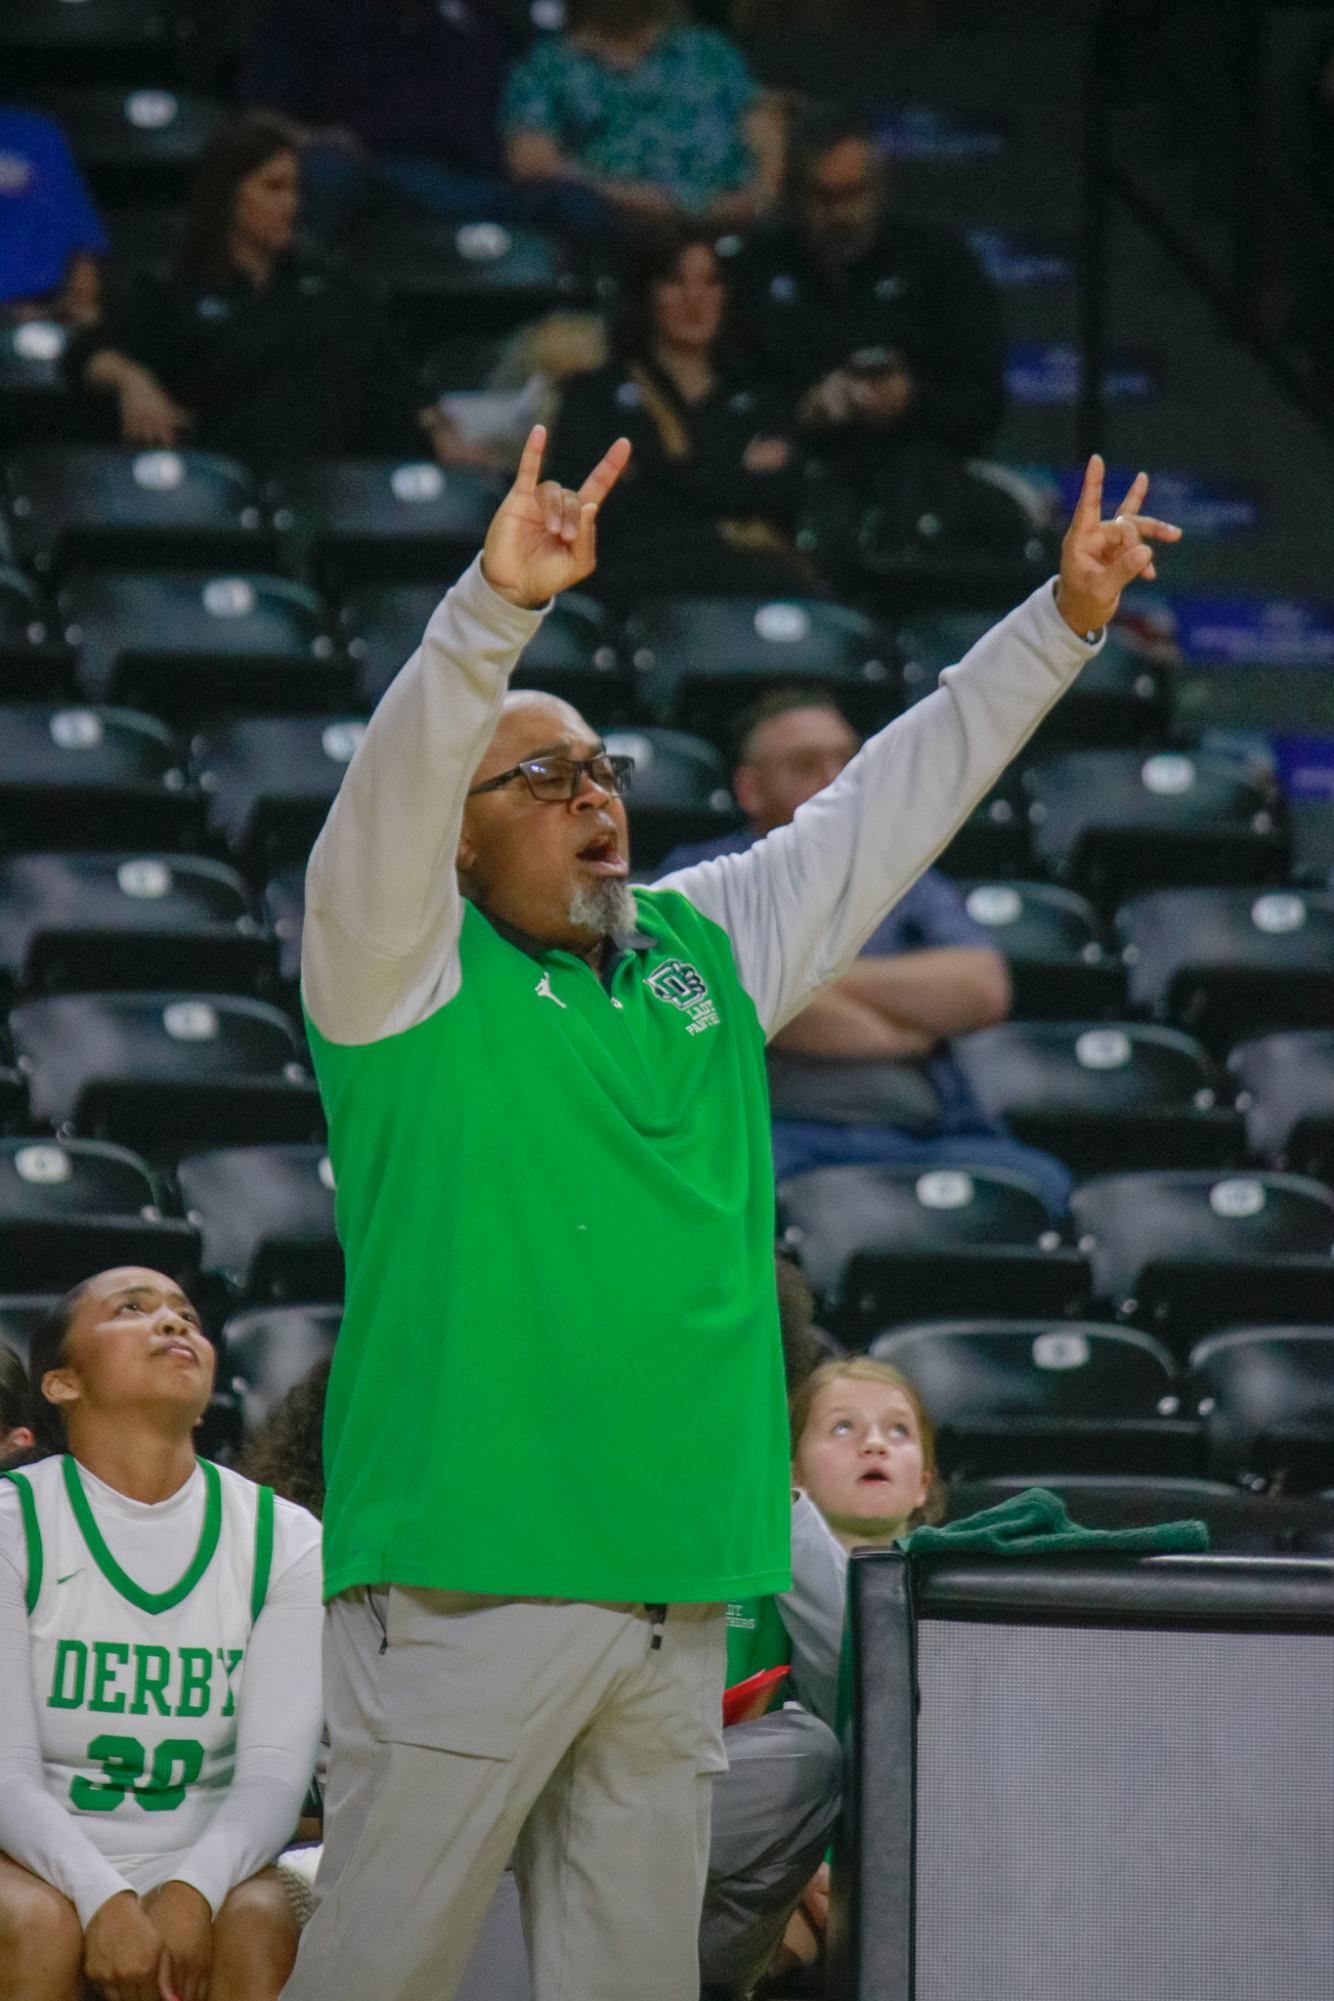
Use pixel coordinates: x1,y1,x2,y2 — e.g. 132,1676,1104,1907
482,424,631,610
1055,456,1182,636
142,1880,213,2001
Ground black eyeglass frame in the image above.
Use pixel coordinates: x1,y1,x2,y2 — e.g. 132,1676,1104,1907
467,752,635,802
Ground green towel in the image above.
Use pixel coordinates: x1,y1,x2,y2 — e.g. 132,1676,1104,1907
898,1486,1210,1558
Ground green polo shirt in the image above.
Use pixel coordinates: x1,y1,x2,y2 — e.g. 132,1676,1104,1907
308,889,792,1605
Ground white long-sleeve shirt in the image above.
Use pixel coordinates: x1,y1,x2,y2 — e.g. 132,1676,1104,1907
301,559,1101,1047
0,1462,322,1928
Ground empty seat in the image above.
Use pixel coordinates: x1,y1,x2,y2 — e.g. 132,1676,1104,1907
356,219,578,340
273,458,501,590
342,581,625,714
1026,749,1287,902
603,729,740,872
1189,1326,1334,1491
871,1319,1197,1477
0,565,73,699
0,1137,197,1290
959,881,1125,1016
1070,1170,1334,1351
0,852,274,1000
0,320,80,448
0,0,178,76
177,1144,341,1302
626,597,897,741
935,770,1035,879
777,1162,1089,1345
1118,887,1334,1050
8,447,270,577
195,716,365,875
223,1303,340,1432
40,88,227,203
1230,1031,1334,1181
9,992,323,1152
952,1021,1242,1174
898,614,1169,746
0,704,200,854
62,569,348,716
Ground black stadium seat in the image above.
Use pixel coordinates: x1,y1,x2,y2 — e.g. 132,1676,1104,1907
1025,749,1288,902
958,881,1126,1016
0,1136,197,1291
9,992,324,1153
0,565,74,699
942,1475,1334,1554
355,218,578,341
0,0,179,78
39,87,227,204
1071,1170,1334,1352
952,1020,1242,1173
1118,887,1334,1051
898,613,1169,746
177,1144,341,1302
777,1162,1089,1344
1230,1030,1334,1182
342,581,626,716
871,1318,1198,1477
604,729,741,871
0,704,200,854
62,569,350,717
935,769,1036,879
273,458,502,590
223,1302,341,1432
626,596,897,741
194,716,364,876
1189,1326,1334,1491
0,321,81,448
7,447,270,577
0,852,274,1001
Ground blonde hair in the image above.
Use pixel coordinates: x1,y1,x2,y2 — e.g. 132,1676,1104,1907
790,1356,948,1529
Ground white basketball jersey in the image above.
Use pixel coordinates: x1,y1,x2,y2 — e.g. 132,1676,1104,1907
3,1456,273,1884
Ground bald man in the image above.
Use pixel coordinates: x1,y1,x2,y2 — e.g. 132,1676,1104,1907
285,428,1178,2001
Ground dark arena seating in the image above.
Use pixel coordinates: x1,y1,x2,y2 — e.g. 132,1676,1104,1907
4,1,1334,1989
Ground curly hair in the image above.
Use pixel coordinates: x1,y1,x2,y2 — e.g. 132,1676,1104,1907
236,1358,332,1519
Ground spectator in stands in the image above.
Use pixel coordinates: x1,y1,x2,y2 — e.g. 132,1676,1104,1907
0,1266,322,2001
657,688,1073,1212
0,107,106,329
0,1344,34,1465
240,0,518,242
71,114,457,468
547,223,809,601
729,102,1006,542
792,1355,945,1556
501,0,783,242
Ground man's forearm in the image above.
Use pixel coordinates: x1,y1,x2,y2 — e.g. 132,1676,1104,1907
769,986,935,1061
838,948,1011,1040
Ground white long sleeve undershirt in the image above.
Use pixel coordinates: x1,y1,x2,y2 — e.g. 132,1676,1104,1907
0,1462,323,1928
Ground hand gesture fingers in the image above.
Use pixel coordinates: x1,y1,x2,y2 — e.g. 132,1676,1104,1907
484,429,633,608
1056,457,1182,635
578,434,632,512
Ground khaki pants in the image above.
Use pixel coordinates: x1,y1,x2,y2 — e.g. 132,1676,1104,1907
281,1589,728,2001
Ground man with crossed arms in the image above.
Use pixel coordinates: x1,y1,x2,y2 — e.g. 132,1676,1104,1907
283,430,1178,2001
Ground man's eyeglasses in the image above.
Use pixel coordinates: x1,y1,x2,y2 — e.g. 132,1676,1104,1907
467,752,635,803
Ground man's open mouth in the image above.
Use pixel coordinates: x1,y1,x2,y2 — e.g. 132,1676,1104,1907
576,835,628,876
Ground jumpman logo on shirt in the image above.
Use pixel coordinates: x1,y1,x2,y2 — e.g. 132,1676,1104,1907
535,974,567,1010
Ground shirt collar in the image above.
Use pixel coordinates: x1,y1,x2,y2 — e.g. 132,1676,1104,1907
475,903,657,968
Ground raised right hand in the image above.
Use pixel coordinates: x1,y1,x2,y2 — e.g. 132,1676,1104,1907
118,368,192,450
83,1888,174,2001
481,424,631,609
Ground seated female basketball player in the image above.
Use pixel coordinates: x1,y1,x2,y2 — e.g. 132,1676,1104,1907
0,1267,323,2001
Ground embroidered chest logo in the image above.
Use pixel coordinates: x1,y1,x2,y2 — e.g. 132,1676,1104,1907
646,959,719,1036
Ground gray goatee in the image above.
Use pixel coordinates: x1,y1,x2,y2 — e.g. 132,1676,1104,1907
567,878,637,938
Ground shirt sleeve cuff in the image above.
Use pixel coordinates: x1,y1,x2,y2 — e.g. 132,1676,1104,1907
75,1866,138,1932
1044,576,1106,655
459,553,552,636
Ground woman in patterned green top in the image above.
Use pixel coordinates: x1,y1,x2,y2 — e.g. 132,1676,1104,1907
502,0,783,238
